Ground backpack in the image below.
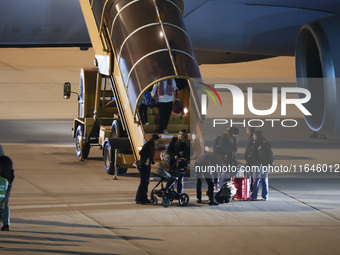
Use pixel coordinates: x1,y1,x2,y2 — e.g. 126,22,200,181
258,141,274,165
215,181,237,203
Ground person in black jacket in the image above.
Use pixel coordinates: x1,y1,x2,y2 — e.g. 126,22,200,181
167,129,190,194
249,130,272,201
214,127,239,167
136,134,160,204
0,155,15,231
215,127,239,184
244,126,255,191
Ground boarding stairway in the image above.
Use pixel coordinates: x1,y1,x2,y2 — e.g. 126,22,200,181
79,0,204,166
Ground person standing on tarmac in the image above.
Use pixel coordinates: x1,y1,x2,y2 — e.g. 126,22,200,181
244,126,256,191
214,127,239,184
136,134,160,204
249,130,273,201
0,155,15,231
214,127,239,167
195,153,220,205
167,129,190,194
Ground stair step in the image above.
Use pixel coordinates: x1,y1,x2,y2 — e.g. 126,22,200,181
143,134,176,151
144,115,187,125
97,107,119,117
144,133,191,141
143,124,189,134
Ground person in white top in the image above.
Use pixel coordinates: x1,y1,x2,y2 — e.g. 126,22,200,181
151,79,177,134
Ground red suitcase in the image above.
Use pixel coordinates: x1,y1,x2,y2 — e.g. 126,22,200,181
232,177,250,200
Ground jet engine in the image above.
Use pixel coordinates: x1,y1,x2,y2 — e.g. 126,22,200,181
295,15,340,136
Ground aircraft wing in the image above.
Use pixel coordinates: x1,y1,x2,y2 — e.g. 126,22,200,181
1,0,339,54
0,0,90,49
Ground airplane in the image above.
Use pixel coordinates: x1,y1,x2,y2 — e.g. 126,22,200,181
1,0,340,136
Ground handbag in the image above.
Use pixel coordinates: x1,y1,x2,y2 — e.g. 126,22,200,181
172,90,183,114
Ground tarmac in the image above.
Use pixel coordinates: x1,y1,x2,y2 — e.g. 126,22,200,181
0,48,340,255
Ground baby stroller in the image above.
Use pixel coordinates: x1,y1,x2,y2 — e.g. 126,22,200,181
150,153,189,207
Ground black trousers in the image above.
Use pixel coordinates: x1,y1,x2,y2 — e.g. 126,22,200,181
169,158,186,194
157,102,173,133
176,171,185,194
196,177,214,202
139,104,148,124
136,164,151,203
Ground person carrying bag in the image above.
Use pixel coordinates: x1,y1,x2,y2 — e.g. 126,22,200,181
151,79,177,134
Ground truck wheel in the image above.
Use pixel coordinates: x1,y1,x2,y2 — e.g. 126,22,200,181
111,119,127,138
104,142,115,175
75,125,90,159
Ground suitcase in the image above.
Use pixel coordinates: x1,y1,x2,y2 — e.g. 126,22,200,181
232,177,250,200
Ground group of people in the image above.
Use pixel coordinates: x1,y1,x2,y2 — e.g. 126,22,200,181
197,126,273,205
137,79,274,205
0,145,15,231
135,125,273,206
135,129,190,204
196,127,240,205
136,78,190,204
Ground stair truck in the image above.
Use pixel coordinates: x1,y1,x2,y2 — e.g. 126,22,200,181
64,0,205,175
